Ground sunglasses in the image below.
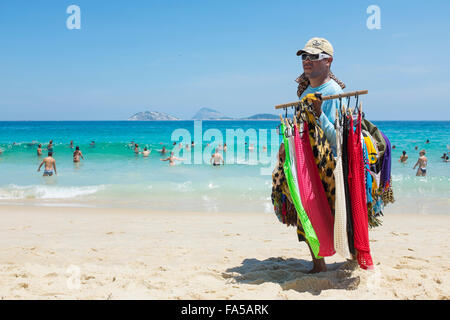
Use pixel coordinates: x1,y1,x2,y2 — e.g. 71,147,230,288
301,53,331,61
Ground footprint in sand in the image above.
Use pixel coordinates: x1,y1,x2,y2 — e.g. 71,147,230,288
17,283,29,289
404,256,429,263
13,273,28,279
45,273,58,278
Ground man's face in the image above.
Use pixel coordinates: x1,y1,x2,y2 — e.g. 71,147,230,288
302,55,332,79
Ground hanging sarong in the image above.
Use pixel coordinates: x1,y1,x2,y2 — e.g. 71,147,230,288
347,112,374,270
333,117,351,259
380,131,392,190
294,121,335,258
280,121,320,257
342,116,355,255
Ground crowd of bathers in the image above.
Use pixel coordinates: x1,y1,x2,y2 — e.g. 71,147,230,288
395,140,449,177
1,138,446,177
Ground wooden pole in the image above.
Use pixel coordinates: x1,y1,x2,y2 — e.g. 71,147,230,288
274,89,368,110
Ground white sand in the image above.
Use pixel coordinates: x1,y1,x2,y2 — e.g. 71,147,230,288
0,205,448,300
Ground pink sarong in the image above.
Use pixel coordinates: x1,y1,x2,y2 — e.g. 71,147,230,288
294,122,335,257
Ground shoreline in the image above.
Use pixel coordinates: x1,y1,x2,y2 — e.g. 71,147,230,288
0,205,449,299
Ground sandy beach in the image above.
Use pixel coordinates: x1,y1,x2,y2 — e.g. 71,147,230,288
0,205,448,300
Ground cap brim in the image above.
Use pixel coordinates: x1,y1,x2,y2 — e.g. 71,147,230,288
296,47,322,56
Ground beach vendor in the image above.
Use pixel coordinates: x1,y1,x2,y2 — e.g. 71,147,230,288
296,37,345,155
293,37,345,273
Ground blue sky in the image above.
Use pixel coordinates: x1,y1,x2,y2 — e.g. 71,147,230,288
1,0,449,120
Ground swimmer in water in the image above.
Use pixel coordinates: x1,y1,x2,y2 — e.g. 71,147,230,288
142,147,150,157
73,146,84,163
399,151,408,163
413,150,428,177
210,148,224,166
47,140,54,153
37,144,42,156
38,151,57,176
134,144,139,154
159,146,168,155
160,151,185,166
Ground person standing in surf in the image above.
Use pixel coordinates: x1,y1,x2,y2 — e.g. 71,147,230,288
73,146,84,163
37,151,57,176
413,150,428,176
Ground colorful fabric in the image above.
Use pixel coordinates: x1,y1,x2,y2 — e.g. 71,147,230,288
294,121,335,258
298,109,336,214
333,116,351,259
380,131,392,190
361,119,386,160
342,115,355,255
347,112,374,270
362,141,373,204
363,134,378,165
280,121,320,257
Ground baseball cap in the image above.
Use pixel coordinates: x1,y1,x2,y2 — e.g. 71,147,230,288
296,37,334,57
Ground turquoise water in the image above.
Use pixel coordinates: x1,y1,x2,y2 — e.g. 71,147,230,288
0,121,449,214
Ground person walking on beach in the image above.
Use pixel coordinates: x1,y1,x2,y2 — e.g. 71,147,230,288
160,151,184,166
37,144,43,156
293,37,346,273
37,152,57,176
210,148,224,166
413,150,428,176
399,151,408,163
73,146,84,163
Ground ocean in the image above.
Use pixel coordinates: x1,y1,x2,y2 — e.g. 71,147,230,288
0,121,449,214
